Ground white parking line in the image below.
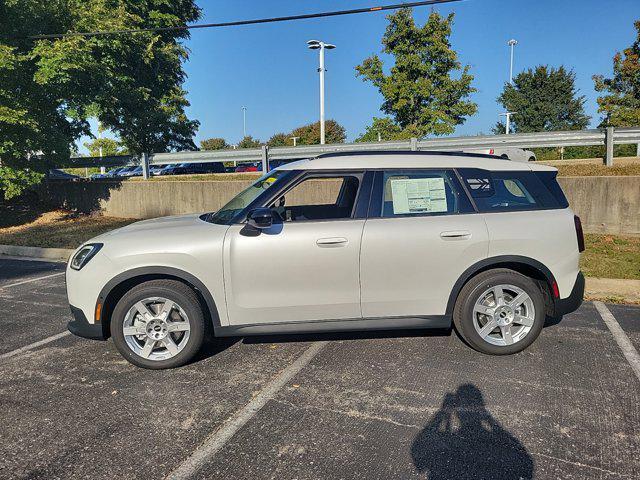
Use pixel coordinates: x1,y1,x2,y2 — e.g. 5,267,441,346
0,272,65,289
594,301,640,383
166,341,329,480
0,331,71,362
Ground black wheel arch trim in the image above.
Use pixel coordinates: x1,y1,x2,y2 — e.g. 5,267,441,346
445,255,556,315
97,266,221,333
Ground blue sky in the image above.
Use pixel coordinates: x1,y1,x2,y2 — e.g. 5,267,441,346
83,0,639,151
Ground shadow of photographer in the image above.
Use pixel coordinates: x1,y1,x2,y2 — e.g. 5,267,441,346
412,384,534,479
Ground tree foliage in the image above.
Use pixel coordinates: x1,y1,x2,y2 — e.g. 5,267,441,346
200,137,229,150
290,120,346,145
83,137,127,157
0,0,200,198
593,20,640,127
355,117,416,142
266,133,291,147
356,8,476,137
237,135,262,149
495,66,590,134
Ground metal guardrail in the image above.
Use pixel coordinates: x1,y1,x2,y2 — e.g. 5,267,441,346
60,127,640,173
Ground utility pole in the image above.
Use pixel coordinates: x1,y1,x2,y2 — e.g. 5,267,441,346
307,40,336,145
290,136,299,147
242,106,247,138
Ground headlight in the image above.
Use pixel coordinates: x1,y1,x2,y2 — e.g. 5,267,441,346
70,243,103,271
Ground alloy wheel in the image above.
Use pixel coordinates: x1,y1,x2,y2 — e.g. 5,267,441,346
122,297,191,361
472,284,536,347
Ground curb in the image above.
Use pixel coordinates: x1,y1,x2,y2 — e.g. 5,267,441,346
585,277,640,304
0,244,74,262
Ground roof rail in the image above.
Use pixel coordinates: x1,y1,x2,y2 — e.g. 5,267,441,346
313,150,506,161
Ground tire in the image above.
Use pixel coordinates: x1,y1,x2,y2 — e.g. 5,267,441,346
111,279,206,369
528,156,536,162
453,269,545,355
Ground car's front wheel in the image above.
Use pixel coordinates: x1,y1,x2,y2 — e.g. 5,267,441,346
453,269,545,355
111,279,206,369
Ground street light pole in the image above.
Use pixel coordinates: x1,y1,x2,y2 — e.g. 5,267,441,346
242,106,247,138
319,45,326,144
508,38,517,84
308,40,336,145
504,39,518,134
499,111,517,135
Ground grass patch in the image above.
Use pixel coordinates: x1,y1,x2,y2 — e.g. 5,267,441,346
556,162,640,177
581,234,640,280
0,205,135,249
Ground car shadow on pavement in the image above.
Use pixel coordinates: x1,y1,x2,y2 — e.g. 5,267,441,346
412,384,534,480
189,337,241,364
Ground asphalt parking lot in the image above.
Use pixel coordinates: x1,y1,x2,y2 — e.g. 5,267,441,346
0,257,638,480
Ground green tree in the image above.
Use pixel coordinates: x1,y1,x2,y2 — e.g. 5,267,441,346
494,66,590,134
83,137,127,157
267,132,291,147
0,0,200,199
355,117,416,142
356,8,476,137
200,138,229,150
593,20,640,127
290,120,346,145
237,135,262,149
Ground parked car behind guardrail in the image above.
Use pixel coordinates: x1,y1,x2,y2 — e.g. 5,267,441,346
465,148,536,162
159,162,225,176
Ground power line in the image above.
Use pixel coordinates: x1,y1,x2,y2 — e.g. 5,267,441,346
25,0,462,40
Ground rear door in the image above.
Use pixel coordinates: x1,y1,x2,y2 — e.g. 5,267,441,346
360,169,489,318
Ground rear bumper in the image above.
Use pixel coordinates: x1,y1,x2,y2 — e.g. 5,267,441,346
554,272,584,317
68,305,107,340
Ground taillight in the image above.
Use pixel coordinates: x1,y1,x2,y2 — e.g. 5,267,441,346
574,215,585,252
489,148,494,155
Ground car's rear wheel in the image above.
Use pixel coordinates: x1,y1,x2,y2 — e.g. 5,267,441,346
453,269,545,355
111,279,205,369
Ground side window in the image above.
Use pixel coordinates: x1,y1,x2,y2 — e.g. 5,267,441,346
269,175,361,222
380,170,472,217
459,168,559,212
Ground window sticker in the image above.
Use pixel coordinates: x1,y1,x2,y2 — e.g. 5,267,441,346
389,177,448,214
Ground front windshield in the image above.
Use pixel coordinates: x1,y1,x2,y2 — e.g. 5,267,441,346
208,170,287,224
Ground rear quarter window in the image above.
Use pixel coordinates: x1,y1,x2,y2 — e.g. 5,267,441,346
534,171,569,208
458,168,564,212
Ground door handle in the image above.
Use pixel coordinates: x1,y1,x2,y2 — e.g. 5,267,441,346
316,237,348,247
440,230,471,240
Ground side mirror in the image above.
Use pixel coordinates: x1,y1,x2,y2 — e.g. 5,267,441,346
247,208,273,230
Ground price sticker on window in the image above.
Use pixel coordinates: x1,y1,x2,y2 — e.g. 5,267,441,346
389,177,448,214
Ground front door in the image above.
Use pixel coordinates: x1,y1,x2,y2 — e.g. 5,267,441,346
223,172,367,325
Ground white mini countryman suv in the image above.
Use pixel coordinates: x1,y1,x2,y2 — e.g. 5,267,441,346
67,152,585,368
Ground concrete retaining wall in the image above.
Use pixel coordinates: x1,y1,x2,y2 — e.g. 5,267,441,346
41,176,640,235
558,176,640,235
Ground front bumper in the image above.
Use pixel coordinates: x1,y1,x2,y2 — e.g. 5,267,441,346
68,305,107,340
554,272,585,317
